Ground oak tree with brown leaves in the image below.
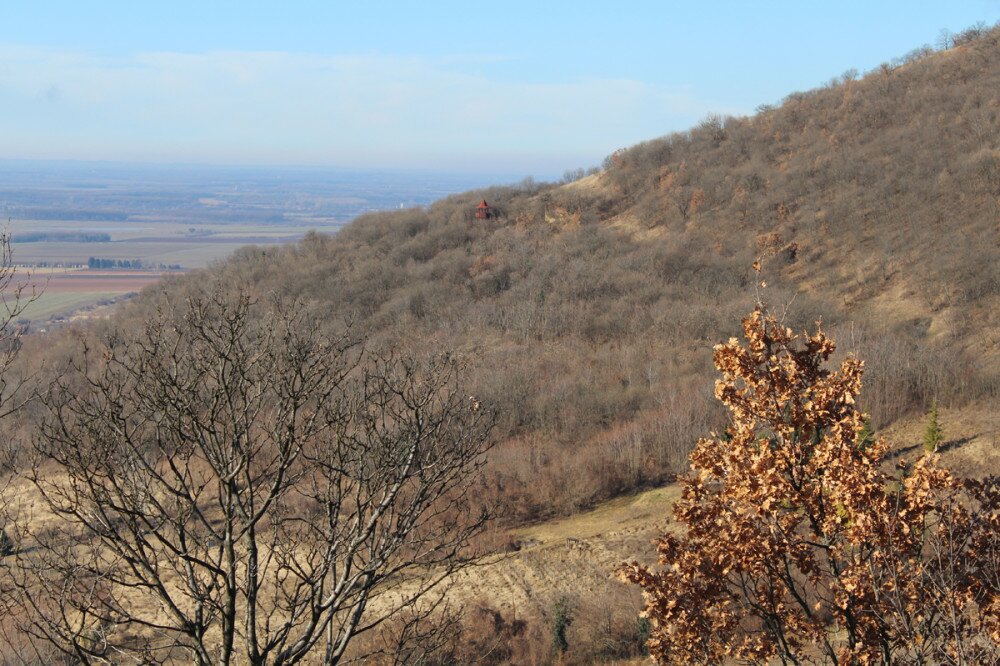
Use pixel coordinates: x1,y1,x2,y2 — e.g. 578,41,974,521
620,309,999,665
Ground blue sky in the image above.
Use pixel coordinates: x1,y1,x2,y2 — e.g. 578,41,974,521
1,1,997,178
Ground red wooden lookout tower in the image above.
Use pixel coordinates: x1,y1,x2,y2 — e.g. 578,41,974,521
475,199,491,220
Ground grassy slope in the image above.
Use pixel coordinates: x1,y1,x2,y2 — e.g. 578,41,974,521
433,406,997,663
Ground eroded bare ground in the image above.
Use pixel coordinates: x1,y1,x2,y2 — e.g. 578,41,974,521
451,484,679,612
439,400,999,617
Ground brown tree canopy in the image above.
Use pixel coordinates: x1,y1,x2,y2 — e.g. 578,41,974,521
620,308,1000,665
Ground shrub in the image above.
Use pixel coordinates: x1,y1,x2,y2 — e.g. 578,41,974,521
551,596,573,656
923,400,944,453
0,528,13,557
620,308,1000,664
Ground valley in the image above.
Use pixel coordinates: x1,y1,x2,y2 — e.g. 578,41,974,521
1,164,497,324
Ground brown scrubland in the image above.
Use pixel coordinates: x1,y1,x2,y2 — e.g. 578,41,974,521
145,21,999,522
1,22,999,664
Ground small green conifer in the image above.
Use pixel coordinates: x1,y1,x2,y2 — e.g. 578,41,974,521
923,401,944,453
857,416,875,451
552,596,572,655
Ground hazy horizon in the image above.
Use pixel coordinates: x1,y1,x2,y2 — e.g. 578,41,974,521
2,2,999,176
0,156,529,184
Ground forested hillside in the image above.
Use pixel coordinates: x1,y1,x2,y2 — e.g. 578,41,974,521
45,25,1000,523
2,23,999,666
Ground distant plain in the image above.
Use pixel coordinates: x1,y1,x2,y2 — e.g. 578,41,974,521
7,219,345,324
1,162,497,323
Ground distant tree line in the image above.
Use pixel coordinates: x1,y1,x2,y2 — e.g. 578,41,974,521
87,257,143,269
9,210,128,222
86,257,182,270
16,231,111,243
14,261,86,269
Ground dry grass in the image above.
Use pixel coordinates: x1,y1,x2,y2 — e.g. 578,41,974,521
880,400,1000,478
451,398,1000,613
3,401,995,663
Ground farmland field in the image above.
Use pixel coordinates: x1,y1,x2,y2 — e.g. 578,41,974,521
4,221,339,325
10,268,169,322
0,162,498,323
17,290,120,322
7,220,340,269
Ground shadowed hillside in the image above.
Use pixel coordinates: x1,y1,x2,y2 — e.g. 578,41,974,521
47,24,1000,525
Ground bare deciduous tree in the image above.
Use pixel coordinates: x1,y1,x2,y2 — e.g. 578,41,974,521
0,232,43,661
13,287,495,665
0,233,40,528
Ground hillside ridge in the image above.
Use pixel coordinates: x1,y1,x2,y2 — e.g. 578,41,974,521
37,24,1000,525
